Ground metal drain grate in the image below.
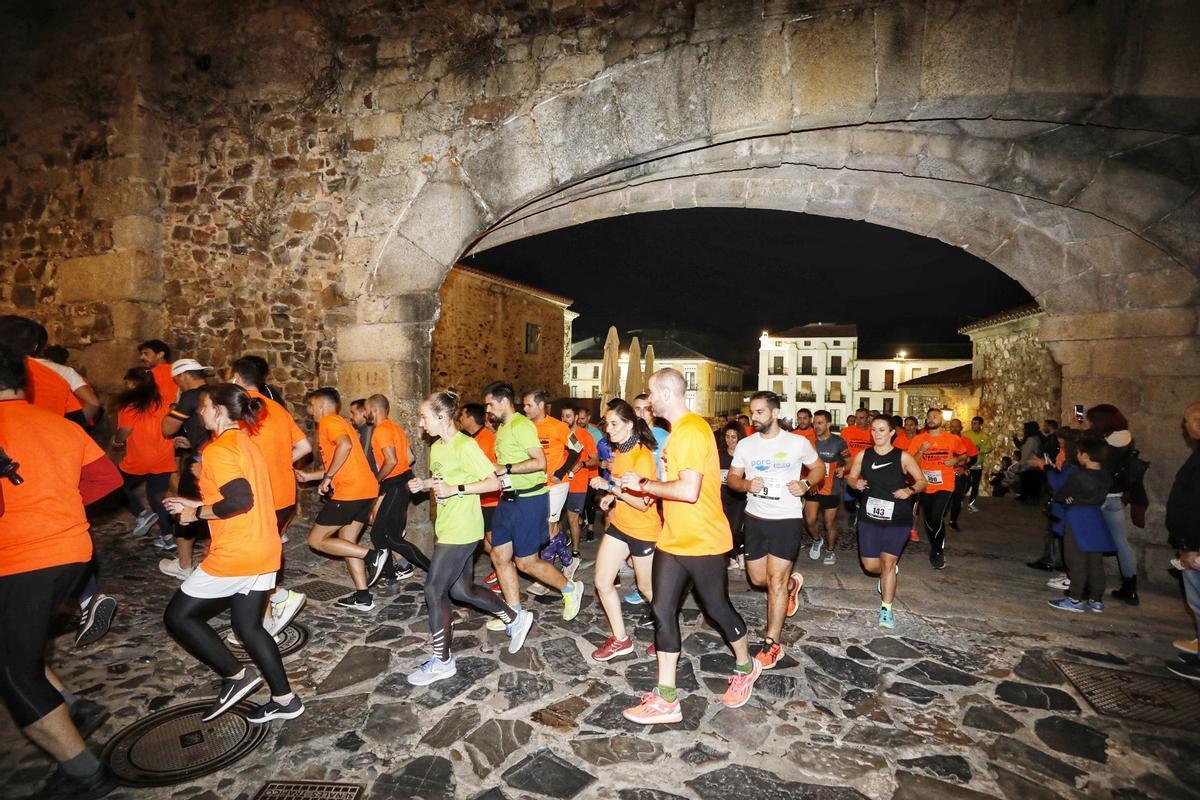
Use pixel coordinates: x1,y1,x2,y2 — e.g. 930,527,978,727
102,700,268,786
215,623,309,663
252,781,364,800
1054,659,1200,732
291,579,353,601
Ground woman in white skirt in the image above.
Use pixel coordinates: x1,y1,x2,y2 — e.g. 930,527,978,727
163,384,303,723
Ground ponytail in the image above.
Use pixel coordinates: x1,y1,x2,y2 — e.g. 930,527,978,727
204,383,264,434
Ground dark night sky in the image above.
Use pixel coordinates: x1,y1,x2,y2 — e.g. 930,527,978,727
464,208,1033,372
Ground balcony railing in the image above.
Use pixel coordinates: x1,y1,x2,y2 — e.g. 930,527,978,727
798,367,817,375
828,367,847,376
795,393,816,403
768,367,787,375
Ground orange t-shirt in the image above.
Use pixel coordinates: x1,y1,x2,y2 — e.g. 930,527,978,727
792,426,817,446
536,416,575,487
568,426,597,494
198,428,281,577
246,390,305,510
152,363,178,406
743,424,754,438
956,433,980,476
907,431,967,493
371,418,411,481
25,358,83,417
117,403,175,475
842,424,873,461
892,431,911,452
317,414,378,501
609,444,661,542
471,426,501,508
659,412,732,556
0,400,104,575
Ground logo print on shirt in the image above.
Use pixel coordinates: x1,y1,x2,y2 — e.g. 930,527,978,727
870,461,895,470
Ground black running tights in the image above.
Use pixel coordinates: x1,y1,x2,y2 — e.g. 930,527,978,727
919,491,953,560
164,589,291,696
651,550,747,653
949,473,970,523
426,542,516,661
122,471,173,536
375,477,431,572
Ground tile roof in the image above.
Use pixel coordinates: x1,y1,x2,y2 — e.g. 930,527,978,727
897,363,975,388
957,303,1041,334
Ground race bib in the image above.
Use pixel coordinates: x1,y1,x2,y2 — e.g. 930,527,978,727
864,496,895,522
720,469,729,485
499,473,513,491
756,475,784,501
923,469,943,486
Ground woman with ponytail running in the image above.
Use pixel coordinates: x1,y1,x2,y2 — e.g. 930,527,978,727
405,391,534,686
162,384,303,724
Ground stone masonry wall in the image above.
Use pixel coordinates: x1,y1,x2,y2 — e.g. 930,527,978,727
431,267,570,404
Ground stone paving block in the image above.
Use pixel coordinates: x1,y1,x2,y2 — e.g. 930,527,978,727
802,646,880,689
532,696,590,730
962,704,1021,733
898,755,972,784
419,703,480,747
317,645,392,694
279,693,370,746
570,734,664,766
786,741,887,781
625,658,699,692
686,763,869,800
497,670,555,710
885,681,942,705
985,735,1086,787
1035,715,1108,763
412,656,499,708
502,748,596,799
994,681,1080,712
371,755,454,800
898,660,983,687
892,771,995,800
989,763,1067,800
1014,650,1066,685
709,705,773,750
465,718,532,776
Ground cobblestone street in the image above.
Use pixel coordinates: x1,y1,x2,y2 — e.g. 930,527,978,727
4,499,1198,800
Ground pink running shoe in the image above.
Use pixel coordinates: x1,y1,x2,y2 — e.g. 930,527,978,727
722,658,763,708
622,690,682,725
592,636,634,662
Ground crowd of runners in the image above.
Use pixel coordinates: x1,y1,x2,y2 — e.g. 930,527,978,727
1,310,1197,799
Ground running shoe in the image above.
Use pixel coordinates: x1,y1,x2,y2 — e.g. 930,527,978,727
822,549,837,566
75,594,117,648
878,606,895,629
562,579,585,621
29,765,116,800
1046,575,1070,590
624,588,645,605
948,521,960,531
1167,658,1200,682
158,557,193,580
722,659,762,708
754,640,783,670
245,695,305,723
967,502,979,513
486,615,507,632
564,558,580,583
786,572,804,617
1086,600,1104,613
363,550,389,588
1173,638,1199,655
394,563,415,580
808,539,823,560
203,670,262,721
407,656,457,686
634,610,655,629
908,529,919,542
265,590,307,637
592,635,634,662
489,583,502,594
930,553,946,570
153,535,176,551
1047,597,1085,613
647,644,657,657
226,630,286,648
622,690,682,725
129,509,157,537
485,570,498,586
335,593,375,612
506,609,534,653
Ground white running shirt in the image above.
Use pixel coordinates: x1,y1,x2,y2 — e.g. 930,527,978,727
731,431,820,520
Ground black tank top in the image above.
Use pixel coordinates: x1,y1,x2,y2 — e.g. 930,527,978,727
861,446,914,527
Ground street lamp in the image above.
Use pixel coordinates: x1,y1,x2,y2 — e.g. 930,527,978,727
897,350,907,359
941,406,954,421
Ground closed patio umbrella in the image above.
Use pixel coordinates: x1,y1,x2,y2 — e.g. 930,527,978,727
600,326,622,409
624,336,644,401
642,344,655,389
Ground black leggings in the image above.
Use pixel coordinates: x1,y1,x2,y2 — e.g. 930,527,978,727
425,542,515,661
967,468,983,503
919,491,953,561
0,562,87,727
949,473,970,523
122,470,173,536
374,476,431,573
164,588,291,697
651,550,747,653
721,494,746,556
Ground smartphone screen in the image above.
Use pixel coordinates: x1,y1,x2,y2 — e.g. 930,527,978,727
1073,403,1085,423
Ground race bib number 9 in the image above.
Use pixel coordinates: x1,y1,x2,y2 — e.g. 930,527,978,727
922,469,943,486
864,496,895,522
756,476,784,501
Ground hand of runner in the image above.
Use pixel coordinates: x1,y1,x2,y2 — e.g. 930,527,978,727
318,476,333,496
589,476,608,491
173,436,190,448
431,477,455,499
600,494,616,511
619,471,643,491
493,464,507,477
748,477,764,494
294,468,319,482
407,476,424,494
891,487,913,499
854,478,868,491
786,480,806,497
162,496,200,514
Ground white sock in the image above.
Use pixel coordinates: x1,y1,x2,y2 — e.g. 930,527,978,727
270,589,288,603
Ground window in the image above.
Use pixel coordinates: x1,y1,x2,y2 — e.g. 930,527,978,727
858,368,870,390
771,380,784,396
684,370,697,391
591,385,599,398
859,396,869,410
524,323,540,354
828,381,844,402
829,355,844,375
884,369,894,390
833,340,840,345
571,366,578,379
928,366,939,374
771,355,784,375
911,368,923,379
798,380,815,402
883,397,894,415
803,340,811,346
801,355,814,375
592,365,599,379
831,409,841,425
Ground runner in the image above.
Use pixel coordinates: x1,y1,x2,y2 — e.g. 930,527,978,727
35,347,100,426
718,421,748,570
589,400,660,661
633,393,668,475
573,406,603,543
946,417,980,531
738,414,753,438
295,388,389,610
792,407,817,447
899,416,921,541
0,316,85,423
805,410,847,565
162,384,303,724
560,406,598,561
907,408,969,570
622,369,761,724
349,398,369,431
484,382,584,622
404,391,533,685
367,393,430,575
847,416,927,628
159,359,213,578
962,415,993,512
228,358,311,636
0,346,124,799
840,408,873,531
727,391,824,669
137,339,178,406
524,390,582,557
114,368,176,548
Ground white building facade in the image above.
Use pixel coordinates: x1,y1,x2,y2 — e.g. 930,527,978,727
758,323,968,426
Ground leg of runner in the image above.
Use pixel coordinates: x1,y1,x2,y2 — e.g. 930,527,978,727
593,532,634,660
948,473,969,530
565,503,584,557
803,499,822,560
377,478,432,572
919,492,953,569
306,521,377,602
967,467,983,509
366,496,397,584
145,472,175,549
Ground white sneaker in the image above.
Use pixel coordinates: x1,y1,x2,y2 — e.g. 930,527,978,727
130,510,158,537
265,590,307,636
506,609,534,653
564,559,580,582
227,630,285,648
1047,575,1070,590
158,558,194,580
822,549,837,566
808,539,823,560
407,656,457,686
617,561,634,577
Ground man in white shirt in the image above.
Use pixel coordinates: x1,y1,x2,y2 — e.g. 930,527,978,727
36,346,101,425
728,391,825,670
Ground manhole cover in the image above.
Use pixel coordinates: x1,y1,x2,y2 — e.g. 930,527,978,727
214,623,309,663
291,579,353,601
253,780,364,800
1055,659,1200,732
102,700,268,786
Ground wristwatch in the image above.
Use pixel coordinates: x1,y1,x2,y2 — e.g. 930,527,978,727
457,484,466,495
504,463,513,474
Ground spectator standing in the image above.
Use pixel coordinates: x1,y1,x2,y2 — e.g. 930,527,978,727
1085,404,1140,606
1167,402,1200,679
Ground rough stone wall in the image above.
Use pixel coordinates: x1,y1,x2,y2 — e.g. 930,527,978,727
431,267,570,403
970,314,1062,482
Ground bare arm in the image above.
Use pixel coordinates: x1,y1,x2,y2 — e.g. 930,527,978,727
291,438,313,463
494,446,547,476
375,445,398,482
627,468,703,504
900,451,929,495
74,385,101,424
726,465,755,494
